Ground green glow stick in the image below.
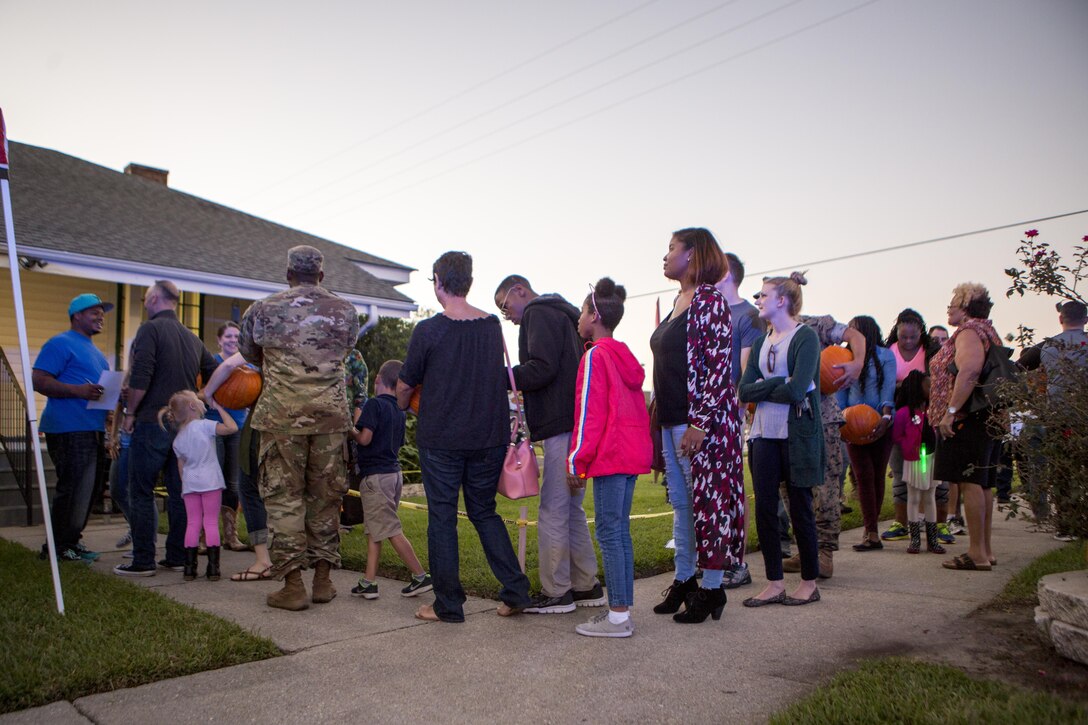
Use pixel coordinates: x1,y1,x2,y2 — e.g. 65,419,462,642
921,443,927,473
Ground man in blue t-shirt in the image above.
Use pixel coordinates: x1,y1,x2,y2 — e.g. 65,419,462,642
32,293,113,563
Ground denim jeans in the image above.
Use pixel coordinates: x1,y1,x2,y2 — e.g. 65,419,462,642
128,422,185,568
237,429,268,545
662,425,696,582
593,474,636,607
215,429,240,510
108,431,131,521
44,432,105,552
418,446,531,622
751,438,819,581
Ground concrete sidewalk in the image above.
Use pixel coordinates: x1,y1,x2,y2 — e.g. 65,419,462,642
0,511,1063,724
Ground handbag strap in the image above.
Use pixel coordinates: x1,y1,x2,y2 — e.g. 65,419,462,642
502,336,527,444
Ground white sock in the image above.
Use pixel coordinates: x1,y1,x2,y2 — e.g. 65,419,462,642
608,610,630,624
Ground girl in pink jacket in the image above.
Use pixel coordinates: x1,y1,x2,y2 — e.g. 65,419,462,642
568,278,652,638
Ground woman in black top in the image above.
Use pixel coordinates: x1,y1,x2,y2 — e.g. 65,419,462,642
397,252,532,623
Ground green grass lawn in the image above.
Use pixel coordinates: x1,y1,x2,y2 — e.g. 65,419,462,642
769,657,1087,724
0,538,280,714
332,469,894,598
993,541,1088,608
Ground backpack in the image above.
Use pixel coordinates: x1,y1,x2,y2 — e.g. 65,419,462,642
964,344,1018,413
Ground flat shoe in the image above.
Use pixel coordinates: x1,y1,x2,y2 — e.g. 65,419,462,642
852,539,883,552
782,589,821,606
942,554,991,571
414,604,440,621
230,566,274,582
742,592,786,608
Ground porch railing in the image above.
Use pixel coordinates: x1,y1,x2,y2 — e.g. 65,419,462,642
0,346,34,525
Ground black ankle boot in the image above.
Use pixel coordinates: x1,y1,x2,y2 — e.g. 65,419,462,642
206,546,221,581
183,547,199,581
653,575,698,614
673,586,726,623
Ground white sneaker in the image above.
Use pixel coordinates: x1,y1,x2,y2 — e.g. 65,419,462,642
115,530,133,548
575,611,634,638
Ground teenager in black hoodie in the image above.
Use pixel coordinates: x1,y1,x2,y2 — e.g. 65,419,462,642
496,276,606,613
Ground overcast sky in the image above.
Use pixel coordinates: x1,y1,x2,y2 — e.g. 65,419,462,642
4,0,1087,378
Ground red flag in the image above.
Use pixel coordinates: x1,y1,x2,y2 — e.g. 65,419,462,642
0,108,8,174
654,297,661,327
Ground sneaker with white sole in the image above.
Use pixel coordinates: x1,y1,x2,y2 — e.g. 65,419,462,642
723,563,753,589
75,542,100,561
401,574,433,597
575,610,634,638
116,530,133,548
113,562,156,577
351,579,379,599
525,590,576,614
947,516,966,535
572,582,608,607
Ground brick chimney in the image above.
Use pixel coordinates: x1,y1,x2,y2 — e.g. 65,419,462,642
124,163,169,186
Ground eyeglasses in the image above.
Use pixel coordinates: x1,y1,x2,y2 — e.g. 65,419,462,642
498,286,516,315
767,342,779,371
588,283,600,320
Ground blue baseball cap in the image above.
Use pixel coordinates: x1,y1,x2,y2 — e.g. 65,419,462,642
68,293,114,317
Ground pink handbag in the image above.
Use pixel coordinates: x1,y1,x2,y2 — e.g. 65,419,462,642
497,338,540,500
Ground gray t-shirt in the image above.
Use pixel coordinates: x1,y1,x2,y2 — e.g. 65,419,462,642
730,300,764,385
1041,329,1088,399
750,323,807,441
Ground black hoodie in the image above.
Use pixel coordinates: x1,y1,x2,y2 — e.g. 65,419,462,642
511,294,583,441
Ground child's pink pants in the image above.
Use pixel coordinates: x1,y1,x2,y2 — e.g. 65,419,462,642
183,490,222,548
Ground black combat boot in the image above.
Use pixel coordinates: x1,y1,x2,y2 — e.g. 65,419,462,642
206,546,221,581
183,547,199,581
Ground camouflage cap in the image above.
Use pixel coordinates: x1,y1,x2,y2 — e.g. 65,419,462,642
287,245,324,275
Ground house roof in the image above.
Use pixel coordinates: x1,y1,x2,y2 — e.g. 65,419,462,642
0,142,415,307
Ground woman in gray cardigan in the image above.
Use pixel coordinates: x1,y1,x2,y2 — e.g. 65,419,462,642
738,272,825,607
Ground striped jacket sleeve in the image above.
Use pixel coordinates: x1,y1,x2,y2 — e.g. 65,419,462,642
567,346,607,477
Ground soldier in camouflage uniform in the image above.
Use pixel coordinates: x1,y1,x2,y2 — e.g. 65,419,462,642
239,245,360,611
780,314,864,578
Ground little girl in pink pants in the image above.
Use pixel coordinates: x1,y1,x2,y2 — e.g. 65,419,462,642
159,391,238,580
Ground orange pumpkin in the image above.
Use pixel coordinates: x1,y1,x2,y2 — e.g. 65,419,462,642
409,386,422,415
840,404,881,445
214,366,262,409
820,345,854,394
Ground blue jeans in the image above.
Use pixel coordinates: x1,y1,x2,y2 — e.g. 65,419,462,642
128,422,185,568
238,429,267,545
44,432,105,552
109,431,131,521
418,446,531,622
593,474,636,607
662,425,697,582
215,430,240,510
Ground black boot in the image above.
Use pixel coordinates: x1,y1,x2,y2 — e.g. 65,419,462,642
653,575,698,614
206,546,221,581
907,521,922,554
183,547,199,581
673,586,727,623
926,522,947,555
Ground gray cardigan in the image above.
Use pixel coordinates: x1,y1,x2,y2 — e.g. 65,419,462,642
738,325,825,487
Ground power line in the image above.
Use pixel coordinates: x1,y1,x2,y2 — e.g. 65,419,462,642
305,0,880,222
236,0,663,204
626,208,1088,299
279,0,791,219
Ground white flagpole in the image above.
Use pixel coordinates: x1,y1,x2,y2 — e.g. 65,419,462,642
0,108,66,614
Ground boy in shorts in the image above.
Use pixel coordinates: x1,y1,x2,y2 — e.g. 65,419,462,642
350,360,432,599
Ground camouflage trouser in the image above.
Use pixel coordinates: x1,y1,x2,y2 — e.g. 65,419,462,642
814,422,844,551
258,431,349,578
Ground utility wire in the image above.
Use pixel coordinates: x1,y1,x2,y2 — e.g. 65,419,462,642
237,0,663,204
288,0,815,221
272,0,753,213
626,208,1088,299
304,0,880,222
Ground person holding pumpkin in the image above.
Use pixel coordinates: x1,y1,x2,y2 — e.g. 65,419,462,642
207,322,249,552
837,316,897,552
739,272,824,606
649,228,745,624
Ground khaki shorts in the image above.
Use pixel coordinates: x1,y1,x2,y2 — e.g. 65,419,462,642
360,471,404,542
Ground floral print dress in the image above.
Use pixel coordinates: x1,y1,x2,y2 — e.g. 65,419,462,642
686,284,746,570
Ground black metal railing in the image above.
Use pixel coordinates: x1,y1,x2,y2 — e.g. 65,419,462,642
0,346,33,525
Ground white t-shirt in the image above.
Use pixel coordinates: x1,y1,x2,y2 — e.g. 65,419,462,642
172,419,225,495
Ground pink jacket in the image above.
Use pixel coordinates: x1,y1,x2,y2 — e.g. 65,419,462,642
567,338,653,479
